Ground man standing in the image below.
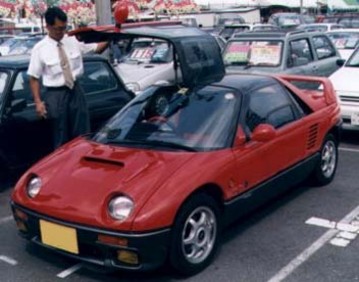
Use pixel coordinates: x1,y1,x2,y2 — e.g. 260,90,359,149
28,6,108,149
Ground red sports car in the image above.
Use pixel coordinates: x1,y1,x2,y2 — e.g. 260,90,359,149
11,16,341,276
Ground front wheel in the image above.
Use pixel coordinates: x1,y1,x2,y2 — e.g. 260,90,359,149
169,193,221,276
312,134,338,186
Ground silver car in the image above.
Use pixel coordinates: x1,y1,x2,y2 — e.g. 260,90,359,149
224,30,344,80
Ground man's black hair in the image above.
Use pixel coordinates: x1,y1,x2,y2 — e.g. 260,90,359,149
45,6,67,25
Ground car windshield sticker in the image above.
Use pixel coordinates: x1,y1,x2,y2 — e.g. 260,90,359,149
130,47,154,60
223,42,250,63
249,45,281,65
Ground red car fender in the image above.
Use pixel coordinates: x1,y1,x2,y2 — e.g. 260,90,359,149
129,150,236,231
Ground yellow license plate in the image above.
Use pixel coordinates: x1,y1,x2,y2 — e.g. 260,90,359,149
39,220,79,254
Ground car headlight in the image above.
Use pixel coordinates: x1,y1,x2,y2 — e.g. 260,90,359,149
27,176,42,198
108,196,134,221
125,83,140,94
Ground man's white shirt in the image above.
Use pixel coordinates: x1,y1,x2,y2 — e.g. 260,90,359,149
27,34,97,87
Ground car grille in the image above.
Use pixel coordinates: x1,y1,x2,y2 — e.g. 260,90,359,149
339,96,359,103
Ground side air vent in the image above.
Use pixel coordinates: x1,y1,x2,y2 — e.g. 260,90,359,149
307,123,319,150
82,156,124,167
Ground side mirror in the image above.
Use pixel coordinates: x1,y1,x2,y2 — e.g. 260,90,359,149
251,124,276,142
336,58,345,67
11,98,27,113
233,125,246,147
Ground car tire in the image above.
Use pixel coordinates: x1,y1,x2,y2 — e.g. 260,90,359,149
169,193,221,276
312,134,338,186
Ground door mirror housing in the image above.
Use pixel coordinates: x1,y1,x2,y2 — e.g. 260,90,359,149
336,58,345,67
251,124,276,142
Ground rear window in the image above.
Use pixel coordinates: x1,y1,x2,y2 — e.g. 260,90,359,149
223,40,283,67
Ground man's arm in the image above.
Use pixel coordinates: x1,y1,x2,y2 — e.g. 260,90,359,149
95,42,109,54
29,76,47,118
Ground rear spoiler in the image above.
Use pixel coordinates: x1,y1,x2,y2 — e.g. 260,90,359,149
275,74,336,105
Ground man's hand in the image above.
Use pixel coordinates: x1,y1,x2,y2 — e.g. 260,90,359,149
35,101,47,119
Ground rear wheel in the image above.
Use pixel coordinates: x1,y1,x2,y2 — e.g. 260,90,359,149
312,134,338,186
169,194,220,276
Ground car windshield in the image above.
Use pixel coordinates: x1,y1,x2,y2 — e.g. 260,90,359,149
0,37,17,48
8,37,42,55
223,40,283,67
346,47,359,67
92,87,240,151
123,40,172,64
327,32,359,50
0,71,9,106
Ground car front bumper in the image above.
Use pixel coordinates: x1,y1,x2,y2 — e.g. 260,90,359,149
340,101,359,130
11,201,171,272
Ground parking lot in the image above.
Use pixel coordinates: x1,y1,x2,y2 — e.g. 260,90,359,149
0,131,358,282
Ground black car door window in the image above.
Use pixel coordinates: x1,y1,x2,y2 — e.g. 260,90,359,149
11,70,33,104
246,84,297,132
287,39,313,68
78,61,118,95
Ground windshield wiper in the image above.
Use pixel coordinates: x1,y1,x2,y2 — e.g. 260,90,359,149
105,139,197,152
225,61,249,66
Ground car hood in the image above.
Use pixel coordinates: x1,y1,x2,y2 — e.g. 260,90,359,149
330,66,359,92
12,138,195,229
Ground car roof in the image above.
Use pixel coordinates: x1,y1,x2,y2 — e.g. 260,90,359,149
0,54,109,70
327,28,359,33
230,29,323,39
215,73,278,93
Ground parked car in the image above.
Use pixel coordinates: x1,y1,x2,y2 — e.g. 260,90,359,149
318,13,359,28
329,45,359,130
327,29,359,60
0,34,43,56
0,54,134,181
220,23,280,40
268,13,306,29
114,37,176,94
296,23,344,32
7,35,43,55
11,16,341,277
224,30,344,85
0,34,14,45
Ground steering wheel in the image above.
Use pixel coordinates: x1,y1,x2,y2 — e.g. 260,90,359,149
148,116,176,133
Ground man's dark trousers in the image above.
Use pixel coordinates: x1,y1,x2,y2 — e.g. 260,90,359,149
44,83,90,149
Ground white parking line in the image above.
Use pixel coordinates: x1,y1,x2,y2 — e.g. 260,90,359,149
57,263,83,278
0,216,12,225
0,255,18,266
339,147,359,153
267,205,359,282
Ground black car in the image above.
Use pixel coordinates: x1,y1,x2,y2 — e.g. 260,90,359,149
0,54,134,181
